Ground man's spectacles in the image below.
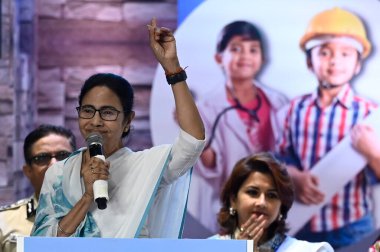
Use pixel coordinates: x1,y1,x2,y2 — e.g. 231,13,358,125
76,105,122,121
30,151,72,166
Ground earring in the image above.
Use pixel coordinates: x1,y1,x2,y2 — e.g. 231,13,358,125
229,207,236,216
278,214,283,221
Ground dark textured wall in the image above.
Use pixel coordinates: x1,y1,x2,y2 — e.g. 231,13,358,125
0,0,177,204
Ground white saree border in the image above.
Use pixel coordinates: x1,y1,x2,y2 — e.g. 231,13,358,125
146,168,192,238
96,145,172,238
287,108,380,235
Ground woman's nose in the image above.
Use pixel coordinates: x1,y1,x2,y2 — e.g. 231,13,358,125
256,194,267,206
91,111,104,126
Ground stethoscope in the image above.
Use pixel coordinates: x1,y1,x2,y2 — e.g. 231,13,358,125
204,93,262,150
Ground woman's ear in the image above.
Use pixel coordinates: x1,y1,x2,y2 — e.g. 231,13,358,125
123,111,135,132
229,195,236,209
126,111,135,124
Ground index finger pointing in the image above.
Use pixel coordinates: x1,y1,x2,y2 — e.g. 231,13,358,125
148,18,157,44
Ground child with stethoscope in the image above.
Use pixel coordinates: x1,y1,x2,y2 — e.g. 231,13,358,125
187,20,288,234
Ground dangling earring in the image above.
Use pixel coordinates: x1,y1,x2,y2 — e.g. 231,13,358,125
278,214,283,221
229,207,236,216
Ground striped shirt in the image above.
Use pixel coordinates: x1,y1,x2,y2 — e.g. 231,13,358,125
277,85,377,232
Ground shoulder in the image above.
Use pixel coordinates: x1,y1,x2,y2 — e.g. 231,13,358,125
282,93,314,115
257,82,289,108
289,93,313,104
275,94,312,119
0,198,35,244
197,89,227,108
0,198,30,212
0,198,34,235
279,236,334,252
353,94,378,108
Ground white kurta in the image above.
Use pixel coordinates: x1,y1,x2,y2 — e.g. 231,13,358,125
32,129,205,238
210,234,334,252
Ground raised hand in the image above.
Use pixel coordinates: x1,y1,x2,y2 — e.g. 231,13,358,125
351,123,380,160
147,18,205,141
351,123,380,178
292,168,324,205
147,18,180,73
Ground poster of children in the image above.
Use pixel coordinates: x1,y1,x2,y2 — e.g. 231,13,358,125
151,0,380,250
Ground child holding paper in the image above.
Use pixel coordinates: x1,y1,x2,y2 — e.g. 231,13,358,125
277,7,380,249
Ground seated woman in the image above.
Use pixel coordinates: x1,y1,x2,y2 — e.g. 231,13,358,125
211,152,334,251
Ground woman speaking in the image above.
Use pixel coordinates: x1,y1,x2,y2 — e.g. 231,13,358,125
31,19,205,238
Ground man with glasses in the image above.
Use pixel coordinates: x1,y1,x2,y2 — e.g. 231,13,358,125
0,124,76,251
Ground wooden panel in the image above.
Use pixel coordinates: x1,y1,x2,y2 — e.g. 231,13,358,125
38,19,176,68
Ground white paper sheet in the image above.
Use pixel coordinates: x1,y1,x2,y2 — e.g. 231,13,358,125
287,108,380,235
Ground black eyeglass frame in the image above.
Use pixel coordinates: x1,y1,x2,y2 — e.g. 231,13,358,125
76,105,123,121
30,151,72,166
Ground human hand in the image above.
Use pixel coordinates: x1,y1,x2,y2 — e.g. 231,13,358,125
351,124,380,161
292,169,324,205
147,18,180,74
82,155,110,199
236,214,266,247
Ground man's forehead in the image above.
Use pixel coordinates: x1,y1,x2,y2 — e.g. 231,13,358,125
32,134,72,153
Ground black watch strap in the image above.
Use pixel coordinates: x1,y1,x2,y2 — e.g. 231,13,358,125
166,70,187,85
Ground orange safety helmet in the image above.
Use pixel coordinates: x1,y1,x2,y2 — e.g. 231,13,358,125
300,7,371,58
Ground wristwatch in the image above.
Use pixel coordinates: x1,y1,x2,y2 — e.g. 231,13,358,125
166,70,187,85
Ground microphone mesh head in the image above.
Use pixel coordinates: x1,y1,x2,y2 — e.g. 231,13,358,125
86,132,103,146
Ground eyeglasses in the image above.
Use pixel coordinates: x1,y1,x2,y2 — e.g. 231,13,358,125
30,151,72,166
76,105,122,121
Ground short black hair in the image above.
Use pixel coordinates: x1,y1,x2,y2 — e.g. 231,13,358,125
78,73,134,138
216,20,265,58
23,124,76,164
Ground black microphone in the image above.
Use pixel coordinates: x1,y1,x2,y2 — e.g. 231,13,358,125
86,133,108,210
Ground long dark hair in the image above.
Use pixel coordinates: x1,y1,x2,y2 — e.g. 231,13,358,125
217,152,294,237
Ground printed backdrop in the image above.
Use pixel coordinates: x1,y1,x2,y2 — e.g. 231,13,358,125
150,0,380,243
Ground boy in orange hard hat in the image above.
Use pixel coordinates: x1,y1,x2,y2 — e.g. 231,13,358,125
276,7,380,249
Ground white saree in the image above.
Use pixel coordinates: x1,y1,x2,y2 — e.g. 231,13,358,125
32,130,205,238
210,234,334,252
